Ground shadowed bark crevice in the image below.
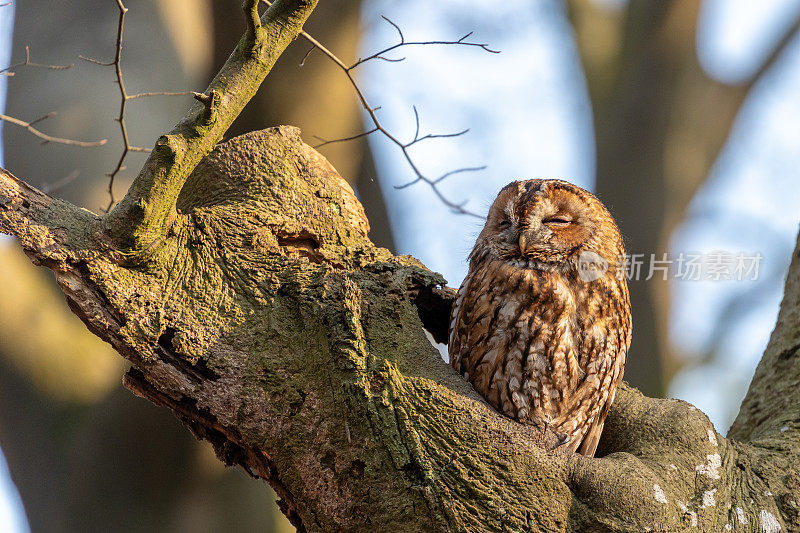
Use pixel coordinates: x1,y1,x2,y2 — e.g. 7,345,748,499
123,367,309,532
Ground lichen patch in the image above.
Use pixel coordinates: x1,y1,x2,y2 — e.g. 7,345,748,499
653,484,668,504
701,489,717,508
736,507,748,524
760,509,781,532
696,453,721,480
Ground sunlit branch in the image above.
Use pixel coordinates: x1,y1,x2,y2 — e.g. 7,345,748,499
126,91,194,100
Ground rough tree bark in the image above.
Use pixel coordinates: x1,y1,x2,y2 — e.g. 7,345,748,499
1,1,798,531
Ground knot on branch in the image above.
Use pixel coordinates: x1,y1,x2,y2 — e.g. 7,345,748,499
174,126,371,251
191,89,221,128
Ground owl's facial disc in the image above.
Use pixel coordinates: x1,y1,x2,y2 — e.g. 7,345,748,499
482,180,597,267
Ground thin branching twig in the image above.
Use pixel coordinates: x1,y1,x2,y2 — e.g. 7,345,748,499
313,127,379,149
1,3,198,206
0,45,74,76
0,44,106,148
261,1,497,217
79,1,198,211
41,169,80,194
347,16,499,70
0,113,107,147
85,0,136,211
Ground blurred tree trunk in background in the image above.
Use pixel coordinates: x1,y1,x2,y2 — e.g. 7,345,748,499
211,0,395,252
0,326,284,532
566,0,800,395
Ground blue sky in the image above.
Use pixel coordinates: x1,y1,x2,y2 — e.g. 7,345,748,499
360,0,593,285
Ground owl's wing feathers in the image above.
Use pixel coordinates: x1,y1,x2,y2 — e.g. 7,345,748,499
448,272,473,373
564,317,630,456
575,349,626,456
451,265,623,450
450,268,522,412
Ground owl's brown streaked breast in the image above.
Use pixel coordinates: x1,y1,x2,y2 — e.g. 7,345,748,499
449,254,630,452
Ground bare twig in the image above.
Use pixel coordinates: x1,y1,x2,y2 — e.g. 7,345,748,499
81,0,164,211
312,127,379,149
433,166,487,185
261,1,496,216
1,46,74,76
395,166,487,189
0,42,104,149
0,113,107,147
403,105,470,148
78,55,115,67
41,170,80,194
298,45,315,68
104,0,132,212
27,111,57,128
347,17,499,71
126,91,194,100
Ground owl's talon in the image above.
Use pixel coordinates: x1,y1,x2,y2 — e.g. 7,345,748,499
545,432,571,452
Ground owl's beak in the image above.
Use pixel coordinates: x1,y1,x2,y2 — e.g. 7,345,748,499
518,233,530,255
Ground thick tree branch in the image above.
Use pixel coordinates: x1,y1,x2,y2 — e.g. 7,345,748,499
105,0,318,254
729,230,800,443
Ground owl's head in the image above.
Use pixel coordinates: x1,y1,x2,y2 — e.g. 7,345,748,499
476,179,625,274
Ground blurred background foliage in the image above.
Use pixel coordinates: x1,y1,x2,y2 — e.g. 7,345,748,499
1,0,800,531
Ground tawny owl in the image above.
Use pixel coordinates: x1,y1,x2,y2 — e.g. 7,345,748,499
449,179,631,457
